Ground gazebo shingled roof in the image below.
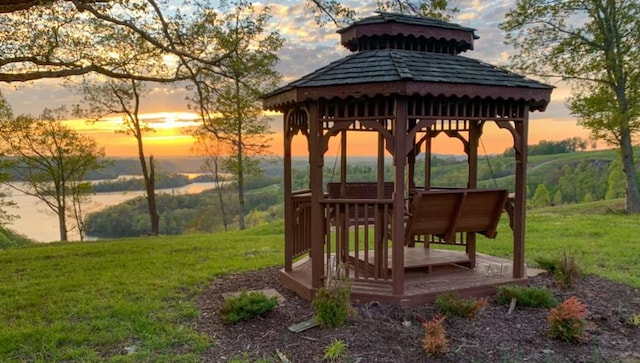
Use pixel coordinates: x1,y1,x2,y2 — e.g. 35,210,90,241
263,12,553,307
263,49,552,111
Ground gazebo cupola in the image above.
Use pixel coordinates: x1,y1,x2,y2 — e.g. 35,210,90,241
264,12,552,307
338,12,477,54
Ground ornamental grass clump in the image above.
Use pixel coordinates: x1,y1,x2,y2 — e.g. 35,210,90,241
547,296,590,342
422,315,448,356
312,272,354,328
434,292,487,319
219,291,278,324
496,285,558,308
322,338,348,362
535,247,581,288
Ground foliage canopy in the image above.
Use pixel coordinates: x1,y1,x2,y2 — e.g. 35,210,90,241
501,0,640,213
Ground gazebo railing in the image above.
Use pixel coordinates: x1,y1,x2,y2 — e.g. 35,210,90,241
290,191,313,260
322,198,394,284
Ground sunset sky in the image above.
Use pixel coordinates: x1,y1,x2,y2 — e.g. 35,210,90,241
0,0,596,157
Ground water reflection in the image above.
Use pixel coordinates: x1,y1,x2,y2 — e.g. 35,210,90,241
3,182,216,242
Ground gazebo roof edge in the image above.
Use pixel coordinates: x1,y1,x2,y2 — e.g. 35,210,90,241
263,81,552,112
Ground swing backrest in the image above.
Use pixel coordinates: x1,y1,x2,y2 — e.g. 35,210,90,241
405,188,508,244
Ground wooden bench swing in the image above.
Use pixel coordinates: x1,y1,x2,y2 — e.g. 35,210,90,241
326,182,509,272
403,188,508,270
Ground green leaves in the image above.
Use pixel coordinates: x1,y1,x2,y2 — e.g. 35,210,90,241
0,105,106,240
502,0,640,213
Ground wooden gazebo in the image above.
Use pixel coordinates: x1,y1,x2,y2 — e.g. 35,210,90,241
263,13,553,307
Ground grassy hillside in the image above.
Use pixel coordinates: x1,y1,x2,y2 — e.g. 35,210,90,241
0,222,284,362
480,199,639,287
1,203,639,361
0,227,35,249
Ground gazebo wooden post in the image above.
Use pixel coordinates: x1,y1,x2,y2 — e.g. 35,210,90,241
468,121,479,188
424,130,432,190
408,131,416,191
513,115,529,279
283,112,294,272
377,133,385,191
308,102,325,289
374,132,385,277
392,97,408,295
467,120,480,267
340,130,347,189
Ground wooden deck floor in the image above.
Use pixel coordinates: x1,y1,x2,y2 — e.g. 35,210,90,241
279,248,527,307
349,247,474,272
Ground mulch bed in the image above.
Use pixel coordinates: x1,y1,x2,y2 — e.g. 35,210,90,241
195,267,640,362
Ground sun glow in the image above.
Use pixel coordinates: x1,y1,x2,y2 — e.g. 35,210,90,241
61,109,598,159
61,112,203,157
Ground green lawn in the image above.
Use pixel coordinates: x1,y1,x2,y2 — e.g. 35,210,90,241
0,222,284,362
479,199,640,287
1,201,639,361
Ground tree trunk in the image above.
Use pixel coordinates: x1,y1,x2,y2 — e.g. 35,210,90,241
619,127,640,214
146,155,160,235
58,208,68,242
136,122,159,235
235,77,246,230
237,148,245,230
212,158,229,231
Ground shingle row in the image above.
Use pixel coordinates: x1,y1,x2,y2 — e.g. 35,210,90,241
278,49,551,92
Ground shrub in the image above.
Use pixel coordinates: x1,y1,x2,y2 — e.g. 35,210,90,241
312,264,355,328
323,338,348,362
548,296,589,342
312,275,354,328
627,313,640,327
434,292,487,319
556,247,580,288
219,291,278,324
534,247,581,288
496,285,558,308
422,315,448,356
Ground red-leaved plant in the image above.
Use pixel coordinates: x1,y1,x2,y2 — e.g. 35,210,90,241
422,315,448,356
547,296,590,342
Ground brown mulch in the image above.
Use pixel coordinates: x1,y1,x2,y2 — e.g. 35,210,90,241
195,267,640,362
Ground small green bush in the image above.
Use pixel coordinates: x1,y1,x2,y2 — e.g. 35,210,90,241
323,338,348,362
434,292,487,319
312,276,353,328
626,313,640,327
0,227,34,249
219,291,278,324
496,285,558,308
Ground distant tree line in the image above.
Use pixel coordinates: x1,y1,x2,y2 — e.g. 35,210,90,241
91,173,191,193
503,137,592,157
529,157,630,208
85,175,282,238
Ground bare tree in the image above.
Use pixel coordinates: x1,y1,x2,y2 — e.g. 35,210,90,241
73,79,160,235
192,131,230,231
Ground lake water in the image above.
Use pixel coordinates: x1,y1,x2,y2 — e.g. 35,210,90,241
3,182,216,242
